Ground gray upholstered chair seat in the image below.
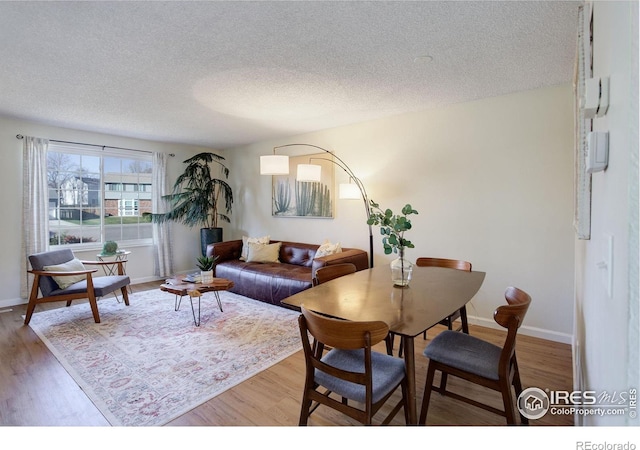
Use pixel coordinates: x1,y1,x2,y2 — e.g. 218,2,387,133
424,330,502,380
49,275,131,297
316,349,407,403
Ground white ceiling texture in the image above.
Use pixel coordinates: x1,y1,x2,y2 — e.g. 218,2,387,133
0,1,582,149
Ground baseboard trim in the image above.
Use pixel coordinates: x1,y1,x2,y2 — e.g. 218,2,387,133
468,315,573,344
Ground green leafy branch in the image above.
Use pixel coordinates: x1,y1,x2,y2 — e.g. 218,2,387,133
366,200,419,255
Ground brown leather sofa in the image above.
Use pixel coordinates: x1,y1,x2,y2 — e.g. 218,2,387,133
206,239,369,307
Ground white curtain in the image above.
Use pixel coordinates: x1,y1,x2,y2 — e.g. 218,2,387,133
152,152,173,277
21,136,49,298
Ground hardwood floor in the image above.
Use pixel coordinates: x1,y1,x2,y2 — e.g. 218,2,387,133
0,280,574,427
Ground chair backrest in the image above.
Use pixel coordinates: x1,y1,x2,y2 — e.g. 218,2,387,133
313,263,357,286
493,286,531,373
28,249,76,296
299,305,389,350
415,257,472,271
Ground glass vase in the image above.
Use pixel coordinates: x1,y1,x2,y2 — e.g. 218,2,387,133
390,252,413,287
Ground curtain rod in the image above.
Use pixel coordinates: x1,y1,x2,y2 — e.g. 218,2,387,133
15,134,175,157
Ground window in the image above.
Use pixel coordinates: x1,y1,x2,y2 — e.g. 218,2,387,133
47,143,153,248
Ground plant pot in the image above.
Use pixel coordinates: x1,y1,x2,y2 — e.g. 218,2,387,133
391,255,413,287
200,228,223,256
200,270,214,284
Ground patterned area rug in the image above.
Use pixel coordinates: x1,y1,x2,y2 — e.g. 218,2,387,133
27,289,302,426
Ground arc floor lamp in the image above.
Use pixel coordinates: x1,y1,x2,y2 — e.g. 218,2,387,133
260,143,374,268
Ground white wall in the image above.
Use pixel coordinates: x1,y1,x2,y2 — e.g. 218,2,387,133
226,84,576,343
574,1,639,426
0,115,226,308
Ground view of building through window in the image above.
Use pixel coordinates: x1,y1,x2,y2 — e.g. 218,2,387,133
47,143,153,247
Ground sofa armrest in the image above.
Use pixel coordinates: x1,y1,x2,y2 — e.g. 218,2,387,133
312,248,369,277
206,240,243,263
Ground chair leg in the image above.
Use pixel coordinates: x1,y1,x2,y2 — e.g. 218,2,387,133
87,292,101,323
121,286,130,306
419,363,437,425
512,358,529,425
460,306,469,334
24,277,41,325
439,372,449,392
299,392,311,426
500,380,517,425
385,333,395,355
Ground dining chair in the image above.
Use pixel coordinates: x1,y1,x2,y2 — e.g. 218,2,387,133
419,286,531,425
388,257,472,357
25,249,131,325
312,263,357,286
297,305,410,425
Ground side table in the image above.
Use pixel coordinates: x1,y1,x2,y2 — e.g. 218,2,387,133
96,250,132,300
160,277,234,326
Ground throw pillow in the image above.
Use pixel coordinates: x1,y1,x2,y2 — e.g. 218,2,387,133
246,241,281,263
315,240,342,258
43,258,88,289
240,235,270,261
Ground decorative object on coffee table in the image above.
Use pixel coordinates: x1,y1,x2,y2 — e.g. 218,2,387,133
196,254,218,284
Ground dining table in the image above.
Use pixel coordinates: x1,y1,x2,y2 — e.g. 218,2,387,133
282,263,486,425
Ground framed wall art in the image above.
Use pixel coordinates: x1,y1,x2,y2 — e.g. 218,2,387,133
271,152,334,218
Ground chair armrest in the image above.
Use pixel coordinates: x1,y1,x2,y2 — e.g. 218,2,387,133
28,268,98,276
206,240,243,262
312,249,369,277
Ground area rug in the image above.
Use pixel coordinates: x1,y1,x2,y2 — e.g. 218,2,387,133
27,289,302,426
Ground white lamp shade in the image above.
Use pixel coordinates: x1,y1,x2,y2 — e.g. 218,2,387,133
296,164,322,182
260,155,289,175
339,183,361,199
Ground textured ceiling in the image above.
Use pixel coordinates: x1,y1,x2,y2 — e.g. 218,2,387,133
0,1,581,149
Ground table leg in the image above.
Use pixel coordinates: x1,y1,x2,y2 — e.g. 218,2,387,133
189,294,201,327
403,336,417,424
174,294,183,311
213,291,224,312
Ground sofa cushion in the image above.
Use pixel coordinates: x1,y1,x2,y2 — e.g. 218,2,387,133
315,240,342,257
278,241,317,267
240,235,270,261
246,241,281,263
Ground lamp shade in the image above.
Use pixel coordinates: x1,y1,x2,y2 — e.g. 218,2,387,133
339,183,361,199
296,164,322,182
260,155,289,175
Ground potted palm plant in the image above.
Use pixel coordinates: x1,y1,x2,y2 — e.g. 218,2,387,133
147,152,233,256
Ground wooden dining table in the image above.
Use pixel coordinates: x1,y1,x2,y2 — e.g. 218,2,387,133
282,264,486,424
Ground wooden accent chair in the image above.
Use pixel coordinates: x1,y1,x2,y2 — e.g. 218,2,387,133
25,249,131,325
419,286,531,425
297,305,409,425
312,263,357,286
416,257,472,333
